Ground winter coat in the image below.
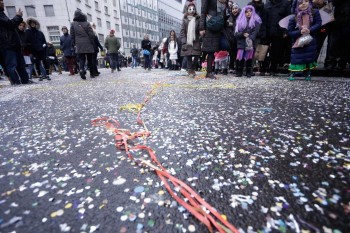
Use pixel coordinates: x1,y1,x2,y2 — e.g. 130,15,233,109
234,23,261,49
141,39,152,51
70,10,95,54
227,10,240,42
93,35,103,53
46,45,56,57
200,0,228,53
168,40,178,60
104,35,120,54
17,28,30,54
288,10,322,65
25,18,47,53
180,15,201,57
60,33,74,57
265,0,290,37
130,47,139,57
0,11,22,51
248,1,267,40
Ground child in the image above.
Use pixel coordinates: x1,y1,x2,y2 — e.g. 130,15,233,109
168,30,178,70
288,0,322,81
214,50,229,75
179,2,201,77
227,3,241,73
234,5,261,78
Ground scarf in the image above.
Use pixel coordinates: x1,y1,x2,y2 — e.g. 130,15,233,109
187,15,196,46
296,5,313,29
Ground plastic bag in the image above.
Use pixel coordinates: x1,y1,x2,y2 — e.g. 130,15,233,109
292,34,313,48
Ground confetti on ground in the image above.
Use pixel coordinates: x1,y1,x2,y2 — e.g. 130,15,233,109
0,68,349,232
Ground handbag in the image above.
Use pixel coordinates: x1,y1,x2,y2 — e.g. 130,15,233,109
292,34,313,48
143,50,150,56
206,1,225,32
254,44,269,61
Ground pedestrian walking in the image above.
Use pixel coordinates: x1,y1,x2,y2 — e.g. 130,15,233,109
234,5,262,78
130,45,139,68
141,34,152,71
60,26,76,76
25,18,51,81
288,0,322,81
91,22,103,76
47,42,62,75
70,9,95,79
0,0,29,85
180,1,201,77
17,21,34,81
104,29,121,73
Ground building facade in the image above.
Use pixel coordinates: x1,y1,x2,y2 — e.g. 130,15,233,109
3,0,122,52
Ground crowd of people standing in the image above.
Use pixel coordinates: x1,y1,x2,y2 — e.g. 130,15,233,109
1,0,349,85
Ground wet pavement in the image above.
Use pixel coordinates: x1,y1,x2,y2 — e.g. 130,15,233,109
0,68,349,233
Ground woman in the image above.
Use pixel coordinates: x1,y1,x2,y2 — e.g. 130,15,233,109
70,9,95,79
199,0,229,79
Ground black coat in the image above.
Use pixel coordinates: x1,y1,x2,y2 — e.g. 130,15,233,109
0,11,22,50
234,24,261,49
25,28,47,53
200,0,228,53
288,10,322,65
141,39,151,51
60,33,74,57
265,0,291,37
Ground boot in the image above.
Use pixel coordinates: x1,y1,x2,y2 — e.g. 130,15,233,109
235,60,243,77
214,68,219,75
305,70,311,81
246,59,253,78
288,72,295,81
222,69,228,75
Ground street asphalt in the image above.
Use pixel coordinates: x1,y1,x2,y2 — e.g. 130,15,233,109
0,67,349,233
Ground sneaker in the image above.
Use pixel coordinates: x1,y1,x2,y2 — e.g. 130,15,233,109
80,71,86,80
39,77,43,81
46,76,51,80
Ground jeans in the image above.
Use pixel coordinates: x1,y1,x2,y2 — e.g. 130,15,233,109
78,53,93,74
110,53,119,70
131,56,137,68
32,50,49,77
144,54,151,69
1,49,29,84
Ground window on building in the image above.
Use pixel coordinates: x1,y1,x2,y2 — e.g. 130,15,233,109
25,5,37,17
106,21,111,30
87,13,92,22
44,5,55,16
5,6,16,18
85,0,90,6
98,33,104,42
115,24,120,32
114,10,119,18
97,18,102,27
113,0,117,6
94,1,99,10
104,6,109,15
47,26,60,42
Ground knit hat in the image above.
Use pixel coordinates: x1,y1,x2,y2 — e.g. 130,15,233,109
232,2,239,8
61,26,68,31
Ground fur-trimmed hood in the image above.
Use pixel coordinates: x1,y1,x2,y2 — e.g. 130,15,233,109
26,17,40,30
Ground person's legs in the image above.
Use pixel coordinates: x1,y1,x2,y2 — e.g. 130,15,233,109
269,36,285,75
78,53,87,79
110,53,117,72
2,49,21,84
15,51,29,84
206,52,215,78
116,54,121,71
86,53,95,77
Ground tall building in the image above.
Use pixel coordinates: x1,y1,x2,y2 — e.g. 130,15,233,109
157,0,183,41
119,0,184,54
3,0,122,51
119,0,159,54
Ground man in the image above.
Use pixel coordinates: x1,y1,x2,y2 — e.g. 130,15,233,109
60,26,76,76
104,29,121,72
0,0,29,85
130,44,139,68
